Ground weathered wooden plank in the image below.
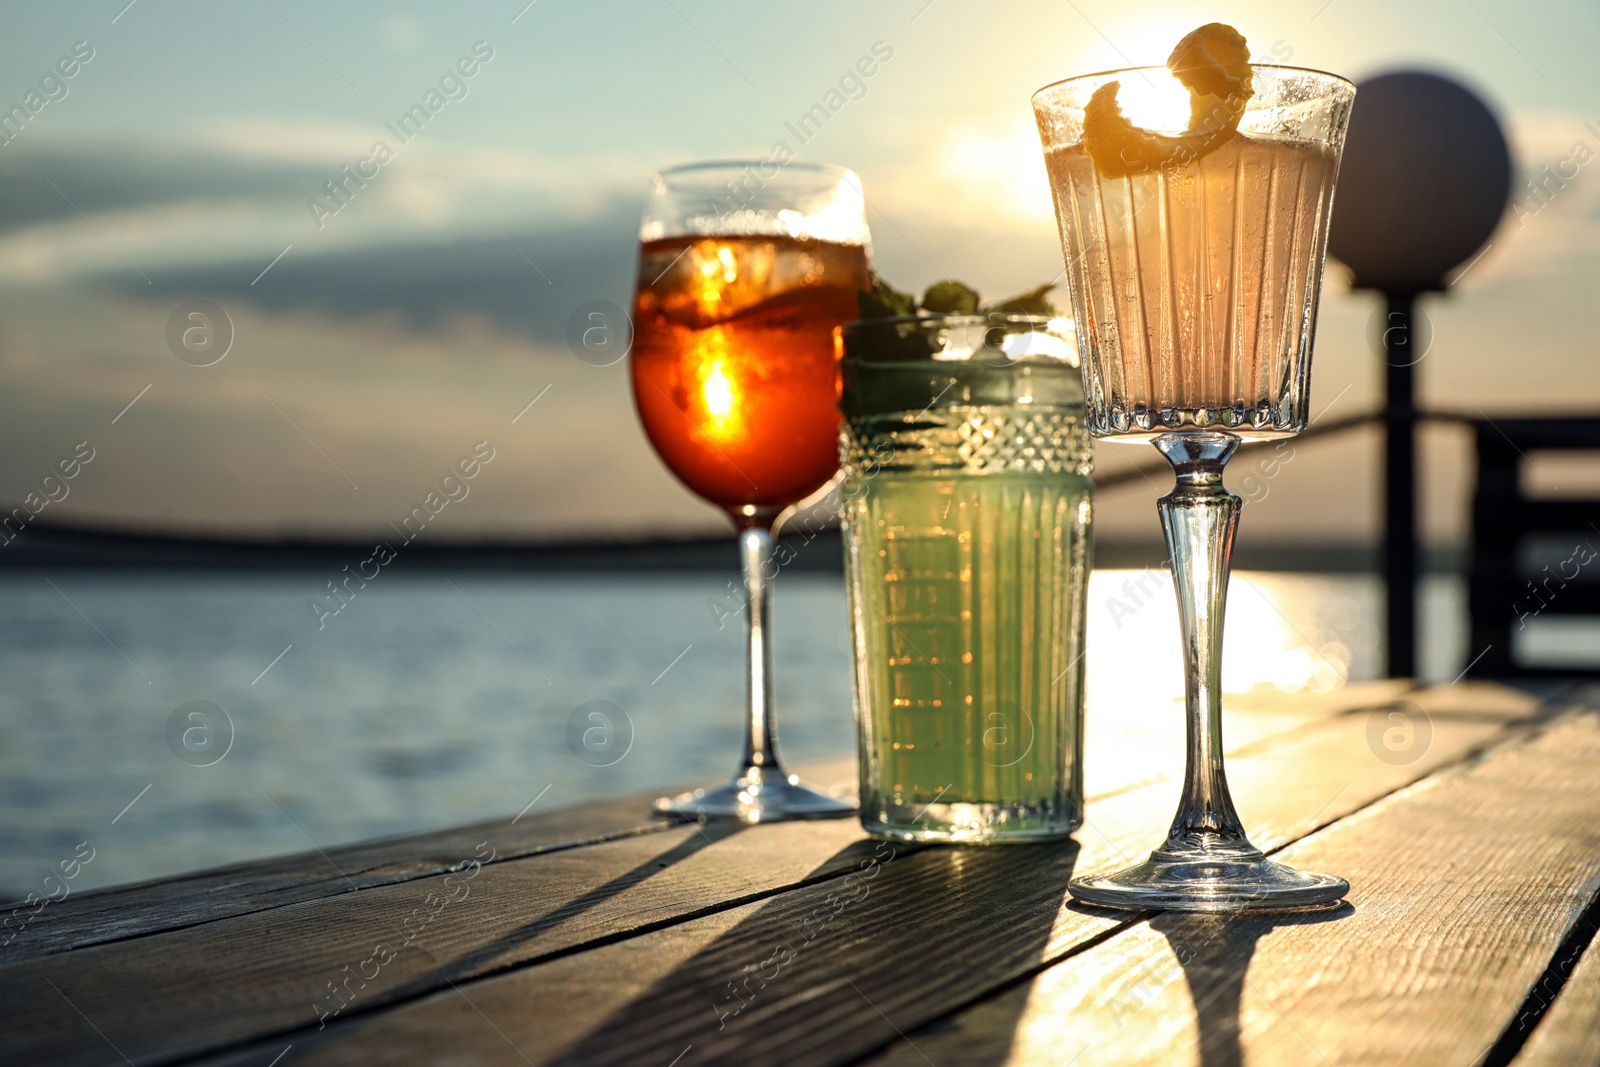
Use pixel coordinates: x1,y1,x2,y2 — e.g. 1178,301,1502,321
2,814,878,1066
1401,679,1557,721
0,758,856,964
1514,904,1600,1066
1228,680,1416,718
863,707,1600,1067
0,683,1416,1066
1,789,672,965
4,683,1408,966
184,684,1545,1067
1082,680,1418,799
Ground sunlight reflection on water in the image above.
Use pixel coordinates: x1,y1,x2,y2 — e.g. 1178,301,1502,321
1083,570,1385,712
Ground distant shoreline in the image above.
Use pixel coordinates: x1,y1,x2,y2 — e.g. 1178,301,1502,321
0,519,1464,574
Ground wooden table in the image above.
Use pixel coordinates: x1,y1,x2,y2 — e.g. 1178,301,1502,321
6,680,1599,1066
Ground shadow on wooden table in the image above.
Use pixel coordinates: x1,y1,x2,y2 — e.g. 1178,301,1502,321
1150,904,1354,1067
367,819,755,1010
546,834,1081,1066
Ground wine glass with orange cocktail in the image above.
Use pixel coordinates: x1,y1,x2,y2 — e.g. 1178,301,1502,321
630,161,870,821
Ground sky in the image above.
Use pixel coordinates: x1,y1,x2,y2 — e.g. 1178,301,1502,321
0,0,1596,547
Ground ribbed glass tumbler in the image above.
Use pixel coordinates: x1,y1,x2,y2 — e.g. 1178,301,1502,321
838,314,1093,842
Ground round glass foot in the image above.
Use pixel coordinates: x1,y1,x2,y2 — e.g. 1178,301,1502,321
655,766,854,823
1070,853,1348,912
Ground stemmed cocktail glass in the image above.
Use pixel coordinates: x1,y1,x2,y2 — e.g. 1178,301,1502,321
631,161,867,822
1034,66,1356,908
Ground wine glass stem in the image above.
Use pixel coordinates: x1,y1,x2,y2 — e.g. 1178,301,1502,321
738,524,784,775
1153,432,1256,860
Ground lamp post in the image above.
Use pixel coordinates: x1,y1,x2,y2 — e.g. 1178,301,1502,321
1327,72,1510,678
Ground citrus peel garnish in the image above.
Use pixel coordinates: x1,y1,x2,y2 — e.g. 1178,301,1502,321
1082,23,1254,178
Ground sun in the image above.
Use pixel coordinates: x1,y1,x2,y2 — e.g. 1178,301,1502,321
1071,13,1273,133
1108,69,1196,134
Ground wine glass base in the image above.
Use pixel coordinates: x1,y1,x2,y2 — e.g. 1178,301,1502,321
1070,853,1348,912
654,768,855,823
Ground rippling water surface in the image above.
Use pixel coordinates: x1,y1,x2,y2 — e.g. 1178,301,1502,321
0,569,1468,898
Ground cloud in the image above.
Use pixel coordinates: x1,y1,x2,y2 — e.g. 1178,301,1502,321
0,283,724,541
0,129,651,287
871,116,1055,232
0,140,328,234
1455,108,1600,288
0,128,722,541
56,193,641,349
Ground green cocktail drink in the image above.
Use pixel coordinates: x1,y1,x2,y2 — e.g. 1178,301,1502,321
838,315,1092,842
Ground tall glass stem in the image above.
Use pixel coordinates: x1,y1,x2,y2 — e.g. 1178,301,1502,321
1068,428,1348,907
653,508,851,821
1153,432,1259,862
738,523,784,777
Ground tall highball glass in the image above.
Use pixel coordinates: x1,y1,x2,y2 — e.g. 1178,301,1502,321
1034,67,1356,908
631,161,868,822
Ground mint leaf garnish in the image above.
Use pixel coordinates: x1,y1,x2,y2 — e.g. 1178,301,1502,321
855,276,1059,320
983,282,1058,316
921,280,981,315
